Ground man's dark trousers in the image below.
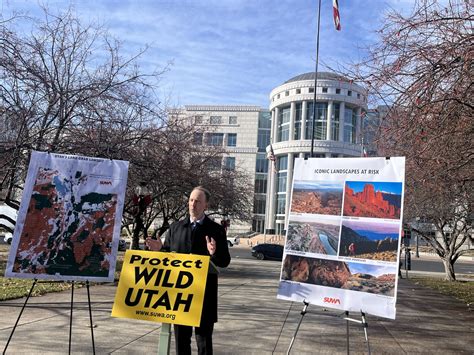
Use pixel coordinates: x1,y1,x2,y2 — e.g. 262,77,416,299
174,323,214,355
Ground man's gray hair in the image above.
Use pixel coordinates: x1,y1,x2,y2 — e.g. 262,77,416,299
193,186,211,202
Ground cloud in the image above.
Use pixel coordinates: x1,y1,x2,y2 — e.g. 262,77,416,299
2,0,422,107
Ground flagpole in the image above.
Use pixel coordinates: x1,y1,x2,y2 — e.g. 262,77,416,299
310,0,322,158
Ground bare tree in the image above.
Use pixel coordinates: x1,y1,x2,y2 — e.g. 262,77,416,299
0,6,164,228
338,0,472,280
122,114,254,249
0,6,254,250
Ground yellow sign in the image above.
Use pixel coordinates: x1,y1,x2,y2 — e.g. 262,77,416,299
111,250,209,326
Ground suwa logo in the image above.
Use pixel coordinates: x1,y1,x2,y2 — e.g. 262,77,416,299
323,297,341,305
100,181,112,185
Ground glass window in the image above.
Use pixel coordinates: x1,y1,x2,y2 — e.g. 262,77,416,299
277,94,280,99
296,88,301,94
277,106,291,142
294,102,302,140
322,87,328,93
210,116,222,124
277,155,288,171
254,175,267,193
257,130,270,152
193,132,203,145
348,90,352,97
207,133,224,146
331,103,340,141
195,115,203,124
229,116,237,124
253,196,266,214
277,195,286,214
256,155,269,173
258,111,271,128
285,91,289,96
343,108,357,143
224,157,235,170
207,157,221,171
277,172,287,193
336,88,341,94
309,87,314,93
227,133,237,147
305,102,327,140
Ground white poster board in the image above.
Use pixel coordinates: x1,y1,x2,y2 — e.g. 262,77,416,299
277,157,405,319
5,151,129,282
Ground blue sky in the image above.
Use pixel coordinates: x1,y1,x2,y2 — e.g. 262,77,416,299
345,181,402,195
294,180,343,191
342,220,400,240
1,0,417,107
347,262,396,277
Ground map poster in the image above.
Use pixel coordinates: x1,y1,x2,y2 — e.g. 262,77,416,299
277,157,405,319
5,151,129,282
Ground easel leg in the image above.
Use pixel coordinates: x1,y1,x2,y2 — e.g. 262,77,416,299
69,281,74,355
3,279,37,354
345,311,350,355
286,301,309,355
360,312,370,355
86,281,96,355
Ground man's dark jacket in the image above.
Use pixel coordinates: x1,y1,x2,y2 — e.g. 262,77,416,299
162,215,231,325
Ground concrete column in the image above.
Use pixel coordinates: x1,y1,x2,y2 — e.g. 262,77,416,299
356,107,362,144
272,107,279,143
223,133,228,147
326,101,333,141
301,101,307,140
339,101,345,142
285,153,294,229
289,102,295,141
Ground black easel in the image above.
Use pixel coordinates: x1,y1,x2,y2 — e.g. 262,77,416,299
286,302,371,355
3,280,96,355
286,301,309,355
343,311,371,354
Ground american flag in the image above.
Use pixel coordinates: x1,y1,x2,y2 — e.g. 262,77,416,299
333,0,341,31
267,144,278,173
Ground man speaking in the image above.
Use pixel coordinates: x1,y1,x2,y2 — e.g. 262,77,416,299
146,186,231,355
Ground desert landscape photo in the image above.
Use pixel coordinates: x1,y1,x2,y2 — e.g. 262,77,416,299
343,181,402,219
339,219,400,261
281,255,396,297
291,180,343,215
286,219,340,255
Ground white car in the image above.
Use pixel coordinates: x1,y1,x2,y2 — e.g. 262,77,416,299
226,236,240,247
3,232,13,244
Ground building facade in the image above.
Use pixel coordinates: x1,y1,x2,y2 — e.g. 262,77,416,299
264,72,368,234
180,105,271,234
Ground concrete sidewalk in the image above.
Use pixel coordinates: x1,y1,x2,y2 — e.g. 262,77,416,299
0,257,472,354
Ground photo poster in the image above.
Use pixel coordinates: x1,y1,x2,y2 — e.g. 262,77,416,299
5,151,129,282
277,157,405,319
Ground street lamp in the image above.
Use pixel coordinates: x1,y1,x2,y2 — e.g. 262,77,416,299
131,182,151,250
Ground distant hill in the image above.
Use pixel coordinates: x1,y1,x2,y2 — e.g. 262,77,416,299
340,225,398,257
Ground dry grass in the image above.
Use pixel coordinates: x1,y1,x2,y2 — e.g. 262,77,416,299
411,276,474,306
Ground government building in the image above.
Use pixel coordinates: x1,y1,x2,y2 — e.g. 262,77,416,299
177,72,368,236
264,72,367,234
